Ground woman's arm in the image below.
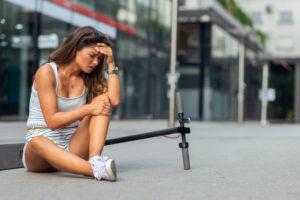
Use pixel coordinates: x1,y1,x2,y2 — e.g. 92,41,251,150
35,64,93,130
96,43,121,107
35,65,111,130
106,62,121,107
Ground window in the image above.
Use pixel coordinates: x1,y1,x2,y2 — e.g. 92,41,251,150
178,23,200,64
250,12,263,25
278,11,293,25
276,36,294,51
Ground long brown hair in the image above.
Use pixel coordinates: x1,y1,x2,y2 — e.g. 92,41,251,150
48,26,112,103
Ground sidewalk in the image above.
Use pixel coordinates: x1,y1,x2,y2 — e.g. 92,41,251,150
1,120,300,200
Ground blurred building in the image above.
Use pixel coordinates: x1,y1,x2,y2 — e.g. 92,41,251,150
0,0,171,120
236,0,300,121
178,0,263,121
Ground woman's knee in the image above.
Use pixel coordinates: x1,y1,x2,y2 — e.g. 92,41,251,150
26,137,57,172
30,136,53,153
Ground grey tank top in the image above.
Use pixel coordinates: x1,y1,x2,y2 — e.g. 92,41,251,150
26,62,87,129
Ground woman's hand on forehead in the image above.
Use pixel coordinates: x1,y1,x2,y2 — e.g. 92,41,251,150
94,43,108,51
94,43,113,58
93,43,114,65
96,43,107,47
94,43,106,53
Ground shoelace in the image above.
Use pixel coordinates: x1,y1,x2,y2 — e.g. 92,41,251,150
89,155,109,180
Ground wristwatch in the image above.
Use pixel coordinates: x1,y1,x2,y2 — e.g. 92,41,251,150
107,67,119,75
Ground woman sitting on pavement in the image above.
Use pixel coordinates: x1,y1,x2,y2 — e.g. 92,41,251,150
22,26,121,181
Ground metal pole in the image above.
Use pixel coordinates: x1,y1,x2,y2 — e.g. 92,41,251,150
237,39,245,124
294,64,300,122
168,0,179,128
180,133,190,170
176,91,183,113
177,112,191,170
104,127,189,145
260,62,269,126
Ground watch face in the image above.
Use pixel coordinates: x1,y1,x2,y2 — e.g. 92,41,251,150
108,67,119,75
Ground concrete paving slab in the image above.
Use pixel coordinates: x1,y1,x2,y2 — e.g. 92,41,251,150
1,121,300,199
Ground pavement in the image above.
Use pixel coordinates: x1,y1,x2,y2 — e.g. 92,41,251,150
1,120,300,200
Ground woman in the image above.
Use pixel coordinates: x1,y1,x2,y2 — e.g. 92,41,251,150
22,26,121,182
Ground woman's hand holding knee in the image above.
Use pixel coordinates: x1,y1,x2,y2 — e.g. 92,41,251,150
89,94,112,116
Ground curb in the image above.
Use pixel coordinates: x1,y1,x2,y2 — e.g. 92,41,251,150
0,143,24,170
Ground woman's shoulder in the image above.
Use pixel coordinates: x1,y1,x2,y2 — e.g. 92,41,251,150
34,63,56,87
35,63,55,78
36,62,53,73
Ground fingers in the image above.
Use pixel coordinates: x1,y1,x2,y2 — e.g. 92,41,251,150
94,48,109,55
94,43,107,52
103,102,111,110
94,93,110,101
92,94,112,116
99,95,111,106
94,43,112,56
96,43,107,47
90,102,111,116
95,48,106,54
94,99,111,110
99,101,111,116
102,107,112,116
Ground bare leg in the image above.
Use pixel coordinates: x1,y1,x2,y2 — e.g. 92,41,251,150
68,115,91,160
26,112,111,177
26,136,93,176
68,114,111,160
89,114,110,159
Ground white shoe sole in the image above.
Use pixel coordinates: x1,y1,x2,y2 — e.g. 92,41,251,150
105,159,117,182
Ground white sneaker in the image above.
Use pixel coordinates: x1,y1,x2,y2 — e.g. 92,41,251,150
89,155,117,182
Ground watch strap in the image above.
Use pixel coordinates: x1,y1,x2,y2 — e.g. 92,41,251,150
107,67,119,75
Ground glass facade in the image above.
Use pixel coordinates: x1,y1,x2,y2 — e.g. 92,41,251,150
268,64,294,120
178,22,261,121
0,0,171,120
0,1,35,119
206,24,239,120
244,49,261,120
178,23,200,119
